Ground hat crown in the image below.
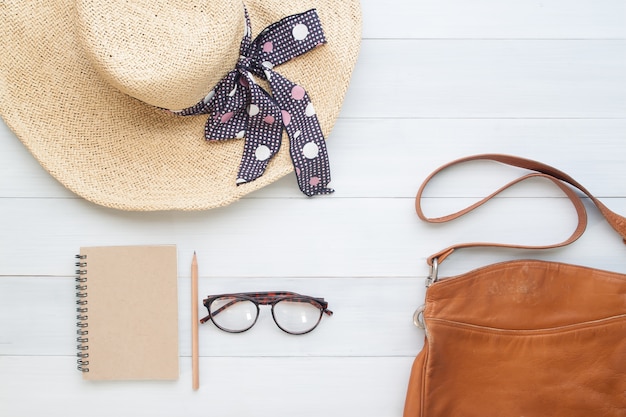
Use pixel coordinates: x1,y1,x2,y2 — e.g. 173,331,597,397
75,0,244,110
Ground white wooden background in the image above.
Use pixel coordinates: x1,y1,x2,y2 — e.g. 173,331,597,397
1,1,626,416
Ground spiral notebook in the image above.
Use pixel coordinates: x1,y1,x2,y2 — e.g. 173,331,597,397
75,245,179,380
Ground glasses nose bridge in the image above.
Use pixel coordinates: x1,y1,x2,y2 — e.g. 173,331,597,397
240,302,278,331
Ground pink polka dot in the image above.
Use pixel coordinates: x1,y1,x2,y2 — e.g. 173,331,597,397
296,167,301,176
281,110,291,126
220,112,234,123
262,41,273,53
263,115,275,124
291,85,305,100
309,177,320,186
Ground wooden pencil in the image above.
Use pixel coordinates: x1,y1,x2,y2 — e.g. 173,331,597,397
191,251,199,390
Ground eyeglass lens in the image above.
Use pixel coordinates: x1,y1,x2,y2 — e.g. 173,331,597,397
272,299,322,334
208,296,323,334
209,297,258,332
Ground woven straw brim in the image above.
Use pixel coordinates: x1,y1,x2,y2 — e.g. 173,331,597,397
0,0,361,210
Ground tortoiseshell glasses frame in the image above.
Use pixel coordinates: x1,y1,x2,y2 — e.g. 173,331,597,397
200,291,333,335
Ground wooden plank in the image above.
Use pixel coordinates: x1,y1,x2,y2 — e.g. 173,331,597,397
0,356,414,417
362,0,626,39
0,276,425,357
3,119,626,199
1,196,625,278
345,40,626,118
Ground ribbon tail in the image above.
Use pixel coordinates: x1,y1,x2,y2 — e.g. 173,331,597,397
268,71,333,196
287,123,334,196
235,75,283,185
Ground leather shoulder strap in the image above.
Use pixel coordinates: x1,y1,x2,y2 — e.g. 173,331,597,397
416,154,626,266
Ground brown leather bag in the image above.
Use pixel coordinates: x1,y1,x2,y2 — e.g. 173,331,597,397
404,154,626,417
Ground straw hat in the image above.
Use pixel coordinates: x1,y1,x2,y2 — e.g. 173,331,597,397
0,0,361,210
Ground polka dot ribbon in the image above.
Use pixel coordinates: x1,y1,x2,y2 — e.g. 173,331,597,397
173,8,333,196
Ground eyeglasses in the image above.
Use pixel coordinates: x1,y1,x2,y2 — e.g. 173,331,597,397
200,292,333,335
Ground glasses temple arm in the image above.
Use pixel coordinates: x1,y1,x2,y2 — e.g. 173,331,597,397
204,292,303,318
309,297,333,316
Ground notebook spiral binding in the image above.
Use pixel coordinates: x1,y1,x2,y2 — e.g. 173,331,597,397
75,254,89,373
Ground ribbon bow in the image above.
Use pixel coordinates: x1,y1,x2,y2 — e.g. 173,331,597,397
175,9,333,196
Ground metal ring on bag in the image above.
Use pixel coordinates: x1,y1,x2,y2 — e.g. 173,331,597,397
413,305,425,329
